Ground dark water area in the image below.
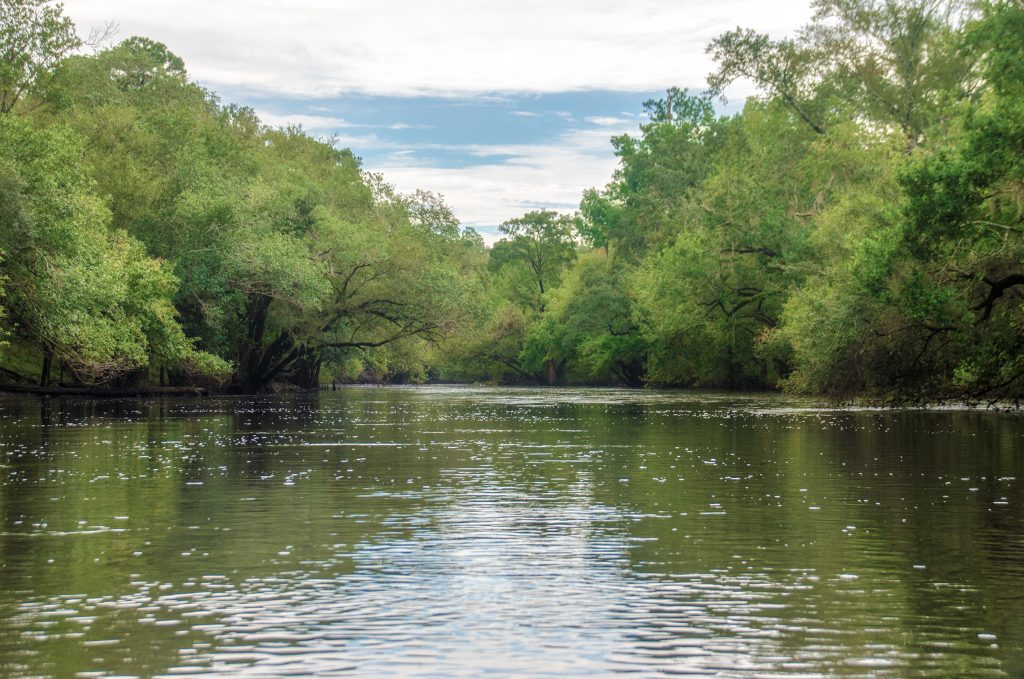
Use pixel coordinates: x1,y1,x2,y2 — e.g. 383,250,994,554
0,386,1022,677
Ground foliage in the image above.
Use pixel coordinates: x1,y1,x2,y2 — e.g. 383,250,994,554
1,0,1021,402
0,4,486,391
491,210,579,311
0,115,226,383
0,0,79,113
521,252,647,386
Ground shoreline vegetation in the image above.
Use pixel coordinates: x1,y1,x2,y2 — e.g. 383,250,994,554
1,0,1022,406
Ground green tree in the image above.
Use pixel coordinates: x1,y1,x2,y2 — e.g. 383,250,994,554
36,38,486,392
521,252,647,386
602,89,725,258
709,0,977,146
746,0,1022,402
491,210,579,312
708,29,827,134
0,115,226,384
806,0,977,146
0,0,79,114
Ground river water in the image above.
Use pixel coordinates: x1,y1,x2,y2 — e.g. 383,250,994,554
0,386,1022,677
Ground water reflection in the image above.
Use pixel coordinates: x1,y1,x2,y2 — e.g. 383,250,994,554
0,387,1022,676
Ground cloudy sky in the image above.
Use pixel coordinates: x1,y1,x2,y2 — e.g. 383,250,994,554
65,0,813,241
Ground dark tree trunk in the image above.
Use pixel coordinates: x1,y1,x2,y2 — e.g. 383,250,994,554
229,295,304,393
544,358,562,385
613,358,645,388
40,351,52,387
293,349,323,390
236,295,273,384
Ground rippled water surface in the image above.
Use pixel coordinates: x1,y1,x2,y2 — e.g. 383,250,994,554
1,387,1023,677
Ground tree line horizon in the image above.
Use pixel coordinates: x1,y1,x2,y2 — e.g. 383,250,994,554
0,0,1022,404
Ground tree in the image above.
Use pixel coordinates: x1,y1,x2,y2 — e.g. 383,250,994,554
577,188,617,253
521,252,647,386
492,210,578,312
28,36,490,392
891,0,1024,399
0,0,79,114
751,0,1024,402
602,89,725,258
708,29,828,135
213,139,486,392
0,115,226,384
805,0,977,146
709,0,977,146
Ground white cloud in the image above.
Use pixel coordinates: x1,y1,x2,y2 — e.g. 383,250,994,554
510,111,542,117
65,0,812,98
370,123,637,244
254,111,429,135
256,112,352,130
585,116,629,126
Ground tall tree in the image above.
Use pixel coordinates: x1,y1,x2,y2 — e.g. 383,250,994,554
708,29,828,135
0,0,79,114
709,0,977,145
491,210,579,312
0,115,226,384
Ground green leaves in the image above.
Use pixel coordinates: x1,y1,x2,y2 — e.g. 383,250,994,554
711,1,977,145
493,210,579,309
522,252,646,386
0,115,220,383
1,0,1018,400
708,28,826,135
0,3,491,391
0,0,79,113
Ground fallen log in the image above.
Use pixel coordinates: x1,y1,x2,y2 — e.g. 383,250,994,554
0,384,208,397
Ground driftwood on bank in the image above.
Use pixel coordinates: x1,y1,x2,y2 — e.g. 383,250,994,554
0,384,208,397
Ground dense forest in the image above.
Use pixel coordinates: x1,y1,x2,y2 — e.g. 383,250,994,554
0,0,1022,403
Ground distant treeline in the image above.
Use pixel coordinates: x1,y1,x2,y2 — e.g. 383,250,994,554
1,0,1022,403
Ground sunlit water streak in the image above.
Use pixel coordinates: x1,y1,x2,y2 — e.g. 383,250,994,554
0,386,1022,677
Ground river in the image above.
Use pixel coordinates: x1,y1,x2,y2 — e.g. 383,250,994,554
1,386,1022,676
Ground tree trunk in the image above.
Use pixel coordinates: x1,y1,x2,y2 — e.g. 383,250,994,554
40,351,52,387
229,295,303,393
545,358,561,385
236,295,273,384
614,359,645,388
293,349,323,390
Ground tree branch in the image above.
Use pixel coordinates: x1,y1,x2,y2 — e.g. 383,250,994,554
973,274,1024,321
